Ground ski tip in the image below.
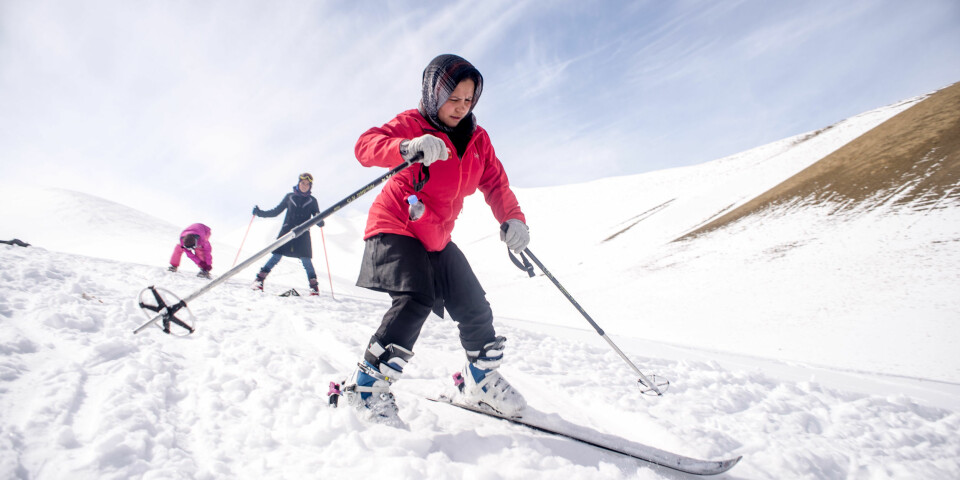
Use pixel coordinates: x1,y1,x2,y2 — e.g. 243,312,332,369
702,455,742,475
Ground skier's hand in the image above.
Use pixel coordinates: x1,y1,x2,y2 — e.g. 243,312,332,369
401,135,449,166
500,219,530,253
252,206,262,216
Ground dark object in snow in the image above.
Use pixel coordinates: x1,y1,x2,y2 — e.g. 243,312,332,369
279,288,300,297
1,239,30,247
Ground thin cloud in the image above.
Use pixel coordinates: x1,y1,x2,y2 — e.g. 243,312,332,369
1,0,958,225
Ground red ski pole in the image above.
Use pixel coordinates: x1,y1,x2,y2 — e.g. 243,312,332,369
232,215,255,268
319,226,335,299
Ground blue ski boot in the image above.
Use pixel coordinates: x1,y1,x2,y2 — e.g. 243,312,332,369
340,342,413,427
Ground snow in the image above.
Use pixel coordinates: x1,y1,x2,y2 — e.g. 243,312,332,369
2,94,960,479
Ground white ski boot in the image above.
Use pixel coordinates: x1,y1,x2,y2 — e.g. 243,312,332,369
456,336,526,417
338,342,413,427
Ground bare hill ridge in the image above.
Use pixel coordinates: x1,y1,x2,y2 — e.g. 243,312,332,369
679,81,960,240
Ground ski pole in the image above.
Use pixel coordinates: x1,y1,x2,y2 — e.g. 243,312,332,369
232,215,255,268
134,154,423,335
502,226,667,396
319,226,335,299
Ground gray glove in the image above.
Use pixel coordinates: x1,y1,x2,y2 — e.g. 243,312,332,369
500,219,530,253
401,134,449,166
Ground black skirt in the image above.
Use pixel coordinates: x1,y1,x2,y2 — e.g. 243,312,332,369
356,233,490,323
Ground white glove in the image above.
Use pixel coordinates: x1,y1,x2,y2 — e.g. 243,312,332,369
500,219,530,253
401,135,449,166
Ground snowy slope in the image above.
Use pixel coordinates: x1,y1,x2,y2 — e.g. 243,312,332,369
2,246,958,479
2,93,960,479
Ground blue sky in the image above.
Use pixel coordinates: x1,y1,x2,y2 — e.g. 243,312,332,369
1,0,958,225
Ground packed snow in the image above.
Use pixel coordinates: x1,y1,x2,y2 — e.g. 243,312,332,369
2,95,959,479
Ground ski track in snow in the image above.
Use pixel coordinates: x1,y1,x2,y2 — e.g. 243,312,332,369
2,246,959,479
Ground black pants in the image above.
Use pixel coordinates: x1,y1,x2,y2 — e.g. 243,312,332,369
356,234,496,359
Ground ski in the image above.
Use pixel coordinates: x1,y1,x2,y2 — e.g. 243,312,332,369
426,395,741,476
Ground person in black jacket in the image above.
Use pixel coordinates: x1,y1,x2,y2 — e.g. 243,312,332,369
251,173,325,295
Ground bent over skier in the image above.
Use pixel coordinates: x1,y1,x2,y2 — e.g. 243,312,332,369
339,54,531,425
168,223,213,278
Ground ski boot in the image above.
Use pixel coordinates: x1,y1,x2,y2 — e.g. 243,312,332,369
309,277,320,296
252,270,267,291
167,265,177,272
335,342,413,427
197,270,212,279
454,336,526,417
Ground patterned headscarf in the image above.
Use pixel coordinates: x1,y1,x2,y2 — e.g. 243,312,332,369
417,54,484,133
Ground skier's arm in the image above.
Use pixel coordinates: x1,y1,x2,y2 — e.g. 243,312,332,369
355,115,415,169
183,248,210,271
477,135,525,225
258,194,290,218
196,240,213,271
310,200,324,228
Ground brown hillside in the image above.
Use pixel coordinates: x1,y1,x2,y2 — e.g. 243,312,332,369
677,81,960,241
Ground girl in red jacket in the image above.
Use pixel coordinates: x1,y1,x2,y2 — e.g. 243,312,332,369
340,54,531,425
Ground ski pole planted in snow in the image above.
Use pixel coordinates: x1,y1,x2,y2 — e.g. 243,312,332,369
133,154,424,335
319,226,335,299
232,215,256,268
502,224,669,396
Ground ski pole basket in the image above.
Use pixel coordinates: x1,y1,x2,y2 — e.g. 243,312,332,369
137,286,196,336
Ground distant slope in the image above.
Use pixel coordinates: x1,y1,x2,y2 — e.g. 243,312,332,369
679,81,960,240
0,187,183,265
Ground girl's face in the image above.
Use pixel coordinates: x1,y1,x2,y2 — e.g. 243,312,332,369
298,179,311,193
438,78,475,128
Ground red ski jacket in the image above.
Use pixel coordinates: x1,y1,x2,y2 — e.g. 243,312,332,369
355,109,525,252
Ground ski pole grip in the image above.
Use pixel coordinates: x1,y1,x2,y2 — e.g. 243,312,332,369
405,151,425,165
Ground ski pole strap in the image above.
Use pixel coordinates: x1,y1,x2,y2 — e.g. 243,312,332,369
507,249,535,277
413,164,430,192
500,222,535,277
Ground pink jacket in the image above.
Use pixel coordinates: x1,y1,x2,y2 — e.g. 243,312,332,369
355,109,524,252
171,223,213,270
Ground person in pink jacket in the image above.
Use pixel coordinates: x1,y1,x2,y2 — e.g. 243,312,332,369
168,223,213,279
338,54,530,426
